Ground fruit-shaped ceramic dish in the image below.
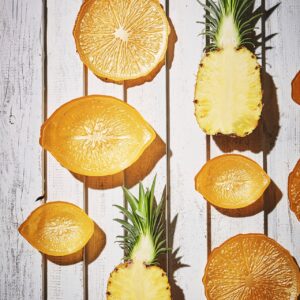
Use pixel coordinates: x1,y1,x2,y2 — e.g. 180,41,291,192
40,95,156,176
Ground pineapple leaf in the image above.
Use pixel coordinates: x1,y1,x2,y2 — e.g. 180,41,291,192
114,204,143,232
198,0,262,50
122,187,138,210
115,177,168,265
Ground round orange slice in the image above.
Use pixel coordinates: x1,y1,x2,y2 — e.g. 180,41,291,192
288,159,300,220
40,95,156,176
73,0,170,81
18,202,94,256
203,234,300,300
195,154,270,209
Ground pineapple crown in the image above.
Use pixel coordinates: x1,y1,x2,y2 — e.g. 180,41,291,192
115,177,168,265
198,0,261,50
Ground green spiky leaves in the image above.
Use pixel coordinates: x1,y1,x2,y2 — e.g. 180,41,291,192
198,0,261,50
115,177,168,265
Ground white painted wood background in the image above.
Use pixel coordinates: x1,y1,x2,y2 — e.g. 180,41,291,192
1,0,300,299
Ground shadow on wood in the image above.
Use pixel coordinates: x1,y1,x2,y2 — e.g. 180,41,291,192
46,222,106,266
212,1,280,154
72,134,166,189
159,213,189,300
94,12,177,89
213,180,282,218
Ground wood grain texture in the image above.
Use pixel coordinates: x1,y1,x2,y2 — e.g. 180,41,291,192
46,1,85,299
168,1,208,299
209,1,265,250
265,0,300,262
0,1,43,299
2,0,300,299
125,0,168,270
86,72,124,300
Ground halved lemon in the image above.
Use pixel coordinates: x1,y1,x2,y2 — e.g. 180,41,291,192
204,234,300,300
288,159,300,220
73,0,170,81
195,154,270,209
19,202,94,256
40,95,156,176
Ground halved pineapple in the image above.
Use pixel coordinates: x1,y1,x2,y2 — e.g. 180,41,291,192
107,263,170,299
106,178,171,299
194,0,262,137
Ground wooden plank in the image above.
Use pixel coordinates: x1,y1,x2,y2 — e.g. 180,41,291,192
209,0,265,250
87,1,169,297
168,1,208,299
0,1,43,299
86,72,124,300
46,1,85,299
265,0,300,261
125,0,168,261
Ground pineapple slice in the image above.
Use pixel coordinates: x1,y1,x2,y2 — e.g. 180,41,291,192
195,0,263,137
106,178,171,300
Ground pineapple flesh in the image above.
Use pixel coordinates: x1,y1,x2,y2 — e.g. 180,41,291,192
106,178,171,300
107,263,170,299
195,0,262,137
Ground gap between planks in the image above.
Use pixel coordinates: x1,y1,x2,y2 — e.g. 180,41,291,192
42,0,48,299
204,0,269,255
165,0,171,279
40,0,264,298
83,64,89,300
41,0,174,298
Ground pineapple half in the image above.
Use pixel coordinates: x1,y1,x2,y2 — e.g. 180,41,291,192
194,0,262,137
106,178,171,300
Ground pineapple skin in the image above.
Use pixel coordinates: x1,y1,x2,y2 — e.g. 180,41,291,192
194,47,262,137
106,261,171,300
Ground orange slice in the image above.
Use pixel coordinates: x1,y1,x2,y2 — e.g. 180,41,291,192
288,159,300,220
203,234,300,300
195,154,270,209
18,202,94,256
40,95,156,176
73,0,170,81
292,71,300,105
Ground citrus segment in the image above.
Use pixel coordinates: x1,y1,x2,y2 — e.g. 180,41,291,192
18,202,94,256
288,159,300,220
195,154,270,209
73,0,170,81
203,234,300,300
40,95,156,176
